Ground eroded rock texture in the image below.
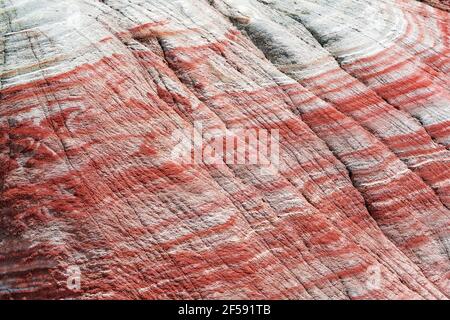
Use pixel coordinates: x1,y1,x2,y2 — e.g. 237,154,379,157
1,0,449,299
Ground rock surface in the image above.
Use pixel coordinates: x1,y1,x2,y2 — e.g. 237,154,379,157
0,0,449,299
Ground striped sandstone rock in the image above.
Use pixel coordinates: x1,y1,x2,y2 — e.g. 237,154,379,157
0,0,449,299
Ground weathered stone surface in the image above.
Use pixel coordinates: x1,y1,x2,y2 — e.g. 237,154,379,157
0,0,449,299
420,0,450,11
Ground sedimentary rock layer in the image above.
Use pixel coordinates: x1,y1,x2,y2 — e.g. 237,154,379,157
0,0,449,299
